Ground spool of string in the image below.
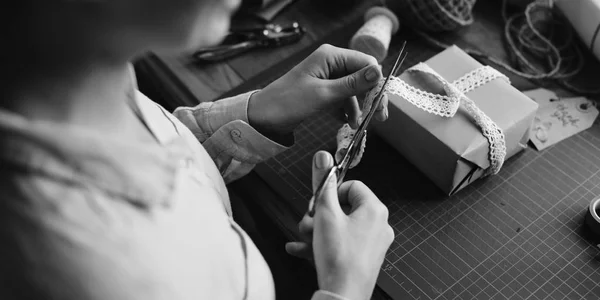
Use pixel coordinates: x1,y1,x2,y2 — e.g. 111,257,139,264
413,0,600,95
349,6,400,63
392,0,477,32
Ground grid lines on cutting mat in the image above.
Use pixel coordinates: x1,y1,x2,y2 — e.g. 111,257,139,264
264,112,342,199
255,43,600,299
380,130,600,300
258,113,600,299
433,173,600,300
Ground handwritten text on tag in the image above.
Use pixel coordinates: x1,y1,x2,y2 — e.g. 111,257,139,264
525,88,598,151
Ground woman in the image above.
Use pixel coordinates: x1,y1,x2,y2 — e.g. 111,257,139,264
0,1,394,299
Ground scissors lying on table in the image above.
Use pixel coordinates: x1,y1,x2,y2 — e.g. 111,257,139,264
307,41,408,217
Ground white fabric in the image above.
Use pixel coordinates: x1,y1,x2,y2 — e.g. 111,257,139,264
335,123,367,169
334,78,381,168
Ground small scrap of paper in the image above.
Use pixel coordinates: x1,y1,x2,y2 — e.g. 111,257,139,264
525,88,599,151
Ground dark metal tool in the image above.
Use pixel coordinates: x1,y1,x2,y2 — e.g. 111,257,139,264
193,22,306,62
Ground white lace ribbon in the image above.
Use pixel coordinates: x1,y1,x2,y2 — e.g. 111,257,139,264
335,63,508,175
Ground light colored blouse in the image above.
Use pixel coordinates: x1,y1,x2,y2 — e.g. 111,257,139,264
0,80,349,300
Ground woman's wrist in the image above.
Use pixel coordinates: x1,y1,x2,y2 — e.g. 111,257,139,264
319,282,363,300
318,270,373,300
247,90,295,145
312,290,354,300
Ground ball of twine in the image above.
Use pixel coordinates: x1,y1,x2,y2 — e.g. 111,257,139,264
417,0,600,95
394,0,478,32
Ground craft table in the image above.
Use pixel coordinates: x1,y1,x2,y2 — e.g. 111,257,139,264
135,1,600,299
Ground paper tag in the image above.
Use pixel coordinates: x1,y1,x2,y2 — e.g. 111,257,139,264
524,88,558,106
525,88,599,150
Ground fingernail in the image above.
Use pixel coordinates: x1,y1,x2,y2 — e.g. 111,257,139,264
384,108,389,120
315,152,330,169
364,66,379,82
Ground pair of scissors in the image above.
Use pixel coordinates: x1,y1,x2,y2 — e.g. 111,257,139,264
307,41,408,217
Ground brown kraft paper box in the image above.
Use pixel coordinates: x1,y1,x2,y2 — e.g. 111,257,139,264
374,46,538,195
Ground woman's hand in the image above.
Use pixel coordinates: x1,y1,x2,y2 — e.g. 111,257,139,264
286,151,394,300
247,44,389,137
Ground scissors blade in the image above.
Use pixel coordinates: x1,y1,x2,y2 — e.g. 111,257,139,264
308,42,408,217
336,43,408,180
307,165,338,217
359,44,407,129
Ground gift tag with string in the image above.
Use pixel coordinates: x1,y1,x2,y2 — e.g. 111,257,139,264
525,88,599,151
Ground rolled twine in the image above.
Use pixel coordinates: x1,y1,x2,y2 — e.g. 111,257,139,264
414,0,600,95
349,7,400,62
393,0,477,32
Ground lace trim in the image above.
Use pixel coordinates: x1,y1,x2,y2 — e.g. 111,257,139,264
393,63,508,175
334,82,383,169
387,63,462,118
335,63,509,175
335,123,367,169
452,65,507,93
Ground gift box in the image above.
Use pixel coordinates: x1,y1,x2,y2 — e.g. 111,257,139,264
556,0,600,62
373,46,538,195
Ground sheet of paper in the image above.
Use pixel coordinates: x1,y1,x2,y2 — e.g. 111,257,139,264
525,88,599,150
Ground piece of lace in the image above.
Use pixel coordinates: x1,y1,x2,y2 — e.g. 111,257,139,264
335,63,509,175
335,123,367,169
387,63,463,118
334,81,383,169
